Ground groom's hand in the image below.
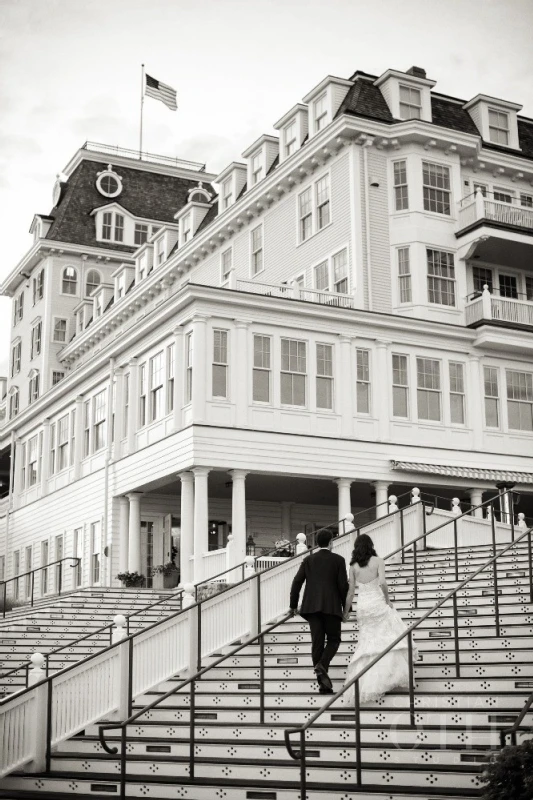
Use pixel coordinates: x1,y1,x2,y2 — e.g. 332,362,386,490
342,612,350,623
289,607,297,616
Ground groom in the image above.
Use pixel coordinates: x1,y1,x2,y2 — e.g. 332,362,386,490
289,529,349,694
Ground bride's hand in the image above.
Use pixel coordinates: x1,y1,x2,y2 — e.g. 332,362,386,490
386,600,394,608
342,611,350,622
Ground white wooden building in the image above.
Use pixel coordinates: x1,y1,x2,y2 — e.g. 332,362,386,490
1,64,533,595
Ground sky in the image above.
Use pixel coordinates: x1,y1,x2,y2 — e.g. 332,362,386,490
0,0,532,376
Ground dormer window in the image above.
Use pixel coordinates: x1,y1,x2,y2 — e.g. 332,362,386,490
182,214,191,244
314,93,328,132
488,109,510,145
102,211,124,243
252,152,263,185
222,178,233,210
284,121,297,157
134,223,149,245
139,252,148,280
399,85,422,120
85,269,101,297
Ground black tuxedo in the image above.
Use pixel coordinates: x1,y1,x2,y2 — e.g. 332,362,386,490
289,549,349,672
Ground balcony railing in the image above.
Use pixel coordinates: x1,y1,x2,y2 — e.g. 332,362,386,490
82,141,206,172
465,285,533,328
235,278,355,309
458,189,533,234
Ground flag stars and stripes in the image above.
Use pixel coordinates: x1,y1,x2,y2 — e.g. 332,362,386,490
145,74,178,111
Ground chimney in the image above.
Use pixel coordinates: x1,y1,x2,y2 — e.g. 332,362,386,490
406,66,426,79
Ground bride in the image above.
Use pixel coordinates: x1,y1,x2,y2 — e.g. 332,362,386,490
342,533,417,704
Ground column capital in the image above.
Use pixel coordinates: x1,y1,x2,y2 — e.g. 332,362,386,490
118,495,130,505
229,469,249,480
337,334,354,344
335,477,353,487
233,320,250,330
468,352,481,362
173,325,185,337
375,339,392,349
75,394,84,404
128,358,139,368
191,313,210,325
114,366,125,376
42,417,50,427
372,479,389,488
192,466,211,478
126,491,143,503
178,470,194,484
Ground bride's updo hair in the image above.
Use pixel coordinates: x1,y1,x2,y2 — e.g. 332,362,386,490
350,533,377,567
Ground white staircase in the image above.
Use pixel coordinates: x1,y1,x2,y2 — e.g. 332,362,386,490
0,493,531,799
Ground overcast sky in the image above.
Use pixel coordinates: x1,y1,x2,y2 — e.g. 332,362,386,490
0,0,532,376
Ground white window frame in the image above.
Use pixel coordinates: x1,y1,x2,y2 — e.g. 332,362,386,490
11,340,21,377
61,266,78,296
280,338,307,408
488,108,510,146
13,291,24,325
253,334,271,404
222,178,233,209
506,369,533,432
134,222,149,246
186,334,193,405
9,387,19,419
393,160,409,211
139,364,147,428
422,161,451,216
91,521,101,585
399,84,422,120
30,321,42,359
32,269,44,305
53,317,68,343
397,247,412,304
52,370,64,386
416,357,442,423
28,372,40,405
57,414,69,472
427,249,456,307
28,435,38,487
356,349,371,415
314,92,328,132
311,246,349,295
149,351,165,422
316,343,334,411
251,151,263,185
221,247,232,285
83,400,91,457
85,269,101,298
92,390,107,452
250,224,264,277
212,330,229,399
449,361,466,426
284,120,297,157
298,172,332,244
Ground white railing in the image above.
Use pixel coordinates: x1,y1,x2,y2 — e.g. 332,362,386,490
0,690,37,774
458,190,533,233
131,613,190,697
425,509,512,549
235,279,355,309
200,582,252,659
201,548,228,579
260,553,307,625
465,287,533,328
256,555,291,571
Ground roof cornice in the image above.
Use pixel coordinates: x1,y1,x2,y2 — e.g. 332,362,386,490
62,148,217,183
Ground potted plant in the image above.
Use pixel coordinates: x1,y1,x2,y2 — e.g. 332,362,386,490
116,571,145,588
150,562,180,589
480,741,533,799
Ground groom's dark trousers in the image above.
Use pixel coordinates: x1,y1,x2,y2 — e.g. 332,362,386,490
289,549,349,672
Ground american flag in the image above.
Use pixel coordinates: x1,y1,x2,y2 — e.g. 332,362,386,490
145,74,178,111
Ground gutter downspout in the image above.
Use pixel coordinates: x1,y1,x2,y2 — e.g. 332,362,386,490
104,358,115,587
361,136,374,312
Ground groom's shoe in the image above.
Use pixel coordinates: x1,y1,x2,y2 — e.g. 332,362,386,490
319,684,334,695
315,664,333,691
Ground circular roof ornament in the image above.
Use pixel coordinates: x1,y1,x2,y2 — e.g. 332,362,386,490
96,165,123,198
52,173,67,207
187,180,211,204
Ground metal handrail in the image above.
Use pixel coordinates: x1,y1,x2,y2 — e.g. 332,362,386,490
501,694,533,747
285,499,531,796
1,557,81,619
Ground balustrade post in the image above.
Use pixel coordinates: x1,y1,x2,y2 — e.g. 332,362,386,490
475,187,485,219
27,653,48,773
225,534,235,577
248,573,260,639
343,512,354,535
517,513,527,530
187,602,200,678
481,285,492,319
112,615,130,720
295,533,308,555
411,487,421,504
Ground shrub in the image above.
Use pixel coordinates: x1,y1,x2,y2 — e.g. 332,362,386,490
481,740,533,800
116,571,145,588
0,595,24,613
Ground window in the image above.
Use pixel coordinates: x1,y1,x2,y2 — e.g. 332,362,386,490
25,547,32,599
356,349,370,413
473,266,493,294
41,540,49,595
314,93,328,131
102,211,112,240
30,321,42,359
499,273,518,299
393,161,408,210
488,109,510,145
9,388,19,419
85,270,101,297
222,178,233,210
70,410,76,466
507,370,533,431
149,352,165,421
91,522,101,584
212,330,228,398
422,162,451,215
134,223,149,245
57,414,69,471
28,372,40,404
166,345,174,414
93,390,106,451
521,193,533,209
123,374,130,438
417,358,441,421
526,276,533,302
333,249,348,294
114,214,124,242
186,333,193,404
55,535,64,592
32,270,44,304
96,170,121,197
221,248,232,284
397,248,411,303
427,249,455,307
74,528,83,587
102,212,124,243
251,225,263,275
62,266,78,295
83,399,91,456
284,120,297,156
251,151,263,185
11,341,21,377
314,261,329,291
52,371,64,386
493,188,513,204
13,550,20,599
156,237,166,265
139,253,147,281
13,291,24,324
28,436,38,486
281,338,306,406
399,85,422,120
299,188,313,242
182,214,191,244
449,362,465,425
53,318,68,343
316,176,330,230
20,442,26,490
316,344,333,410
139,363,147,427
253,335,271,403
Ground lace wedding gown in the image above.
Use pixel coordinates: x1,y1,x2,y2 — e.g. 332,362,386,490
343,577,417,704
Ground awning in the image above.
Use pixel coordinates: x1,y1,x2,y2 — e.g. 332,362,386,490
391,460,533,485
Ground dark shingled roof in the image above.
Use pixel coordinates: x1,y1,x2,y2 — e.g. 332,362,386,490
45,159,212,251
430,97,479,136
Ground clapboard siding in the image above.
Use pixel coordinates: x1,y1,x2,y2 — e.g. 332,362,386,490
368,150,392,313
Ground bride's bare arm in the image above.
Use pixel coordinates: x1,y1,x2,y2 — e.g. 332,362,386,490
343,566,356,619
377,558,393,606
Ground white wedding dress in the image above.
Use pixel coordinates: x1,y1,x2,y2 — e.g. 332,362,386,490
343,576,417,704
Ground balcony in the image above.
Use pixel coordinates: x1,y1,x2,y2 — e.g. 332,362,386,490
457,190,533,236
235,278,355,308
465,285,533,331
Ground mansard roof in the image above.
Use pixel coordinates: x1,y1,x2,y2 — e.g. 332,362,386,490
44,159,211,251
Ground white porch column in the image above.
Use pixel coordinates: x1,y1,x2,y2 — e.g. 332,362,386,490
233,321,249,426
468,355,483,451
40,419,50,496
118,496,130,573
335,478,353,521
126,492,142,574
113,368,125,460
281,502,293,538
338,335,354,437
373,481,389,518
468,488,484,518
172,327,184,432
73,395,84,480
127,359,139,455
192,315,208,423
179,471,194,585
375,340,391,442
229,469,248,564
193,467,210,582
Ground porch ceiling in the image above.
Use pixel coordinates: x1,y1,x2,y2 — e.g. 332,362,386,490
470,234,533,270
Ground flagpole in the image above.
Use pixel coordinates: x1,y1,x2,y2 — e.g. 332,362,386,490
139,64,145,159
